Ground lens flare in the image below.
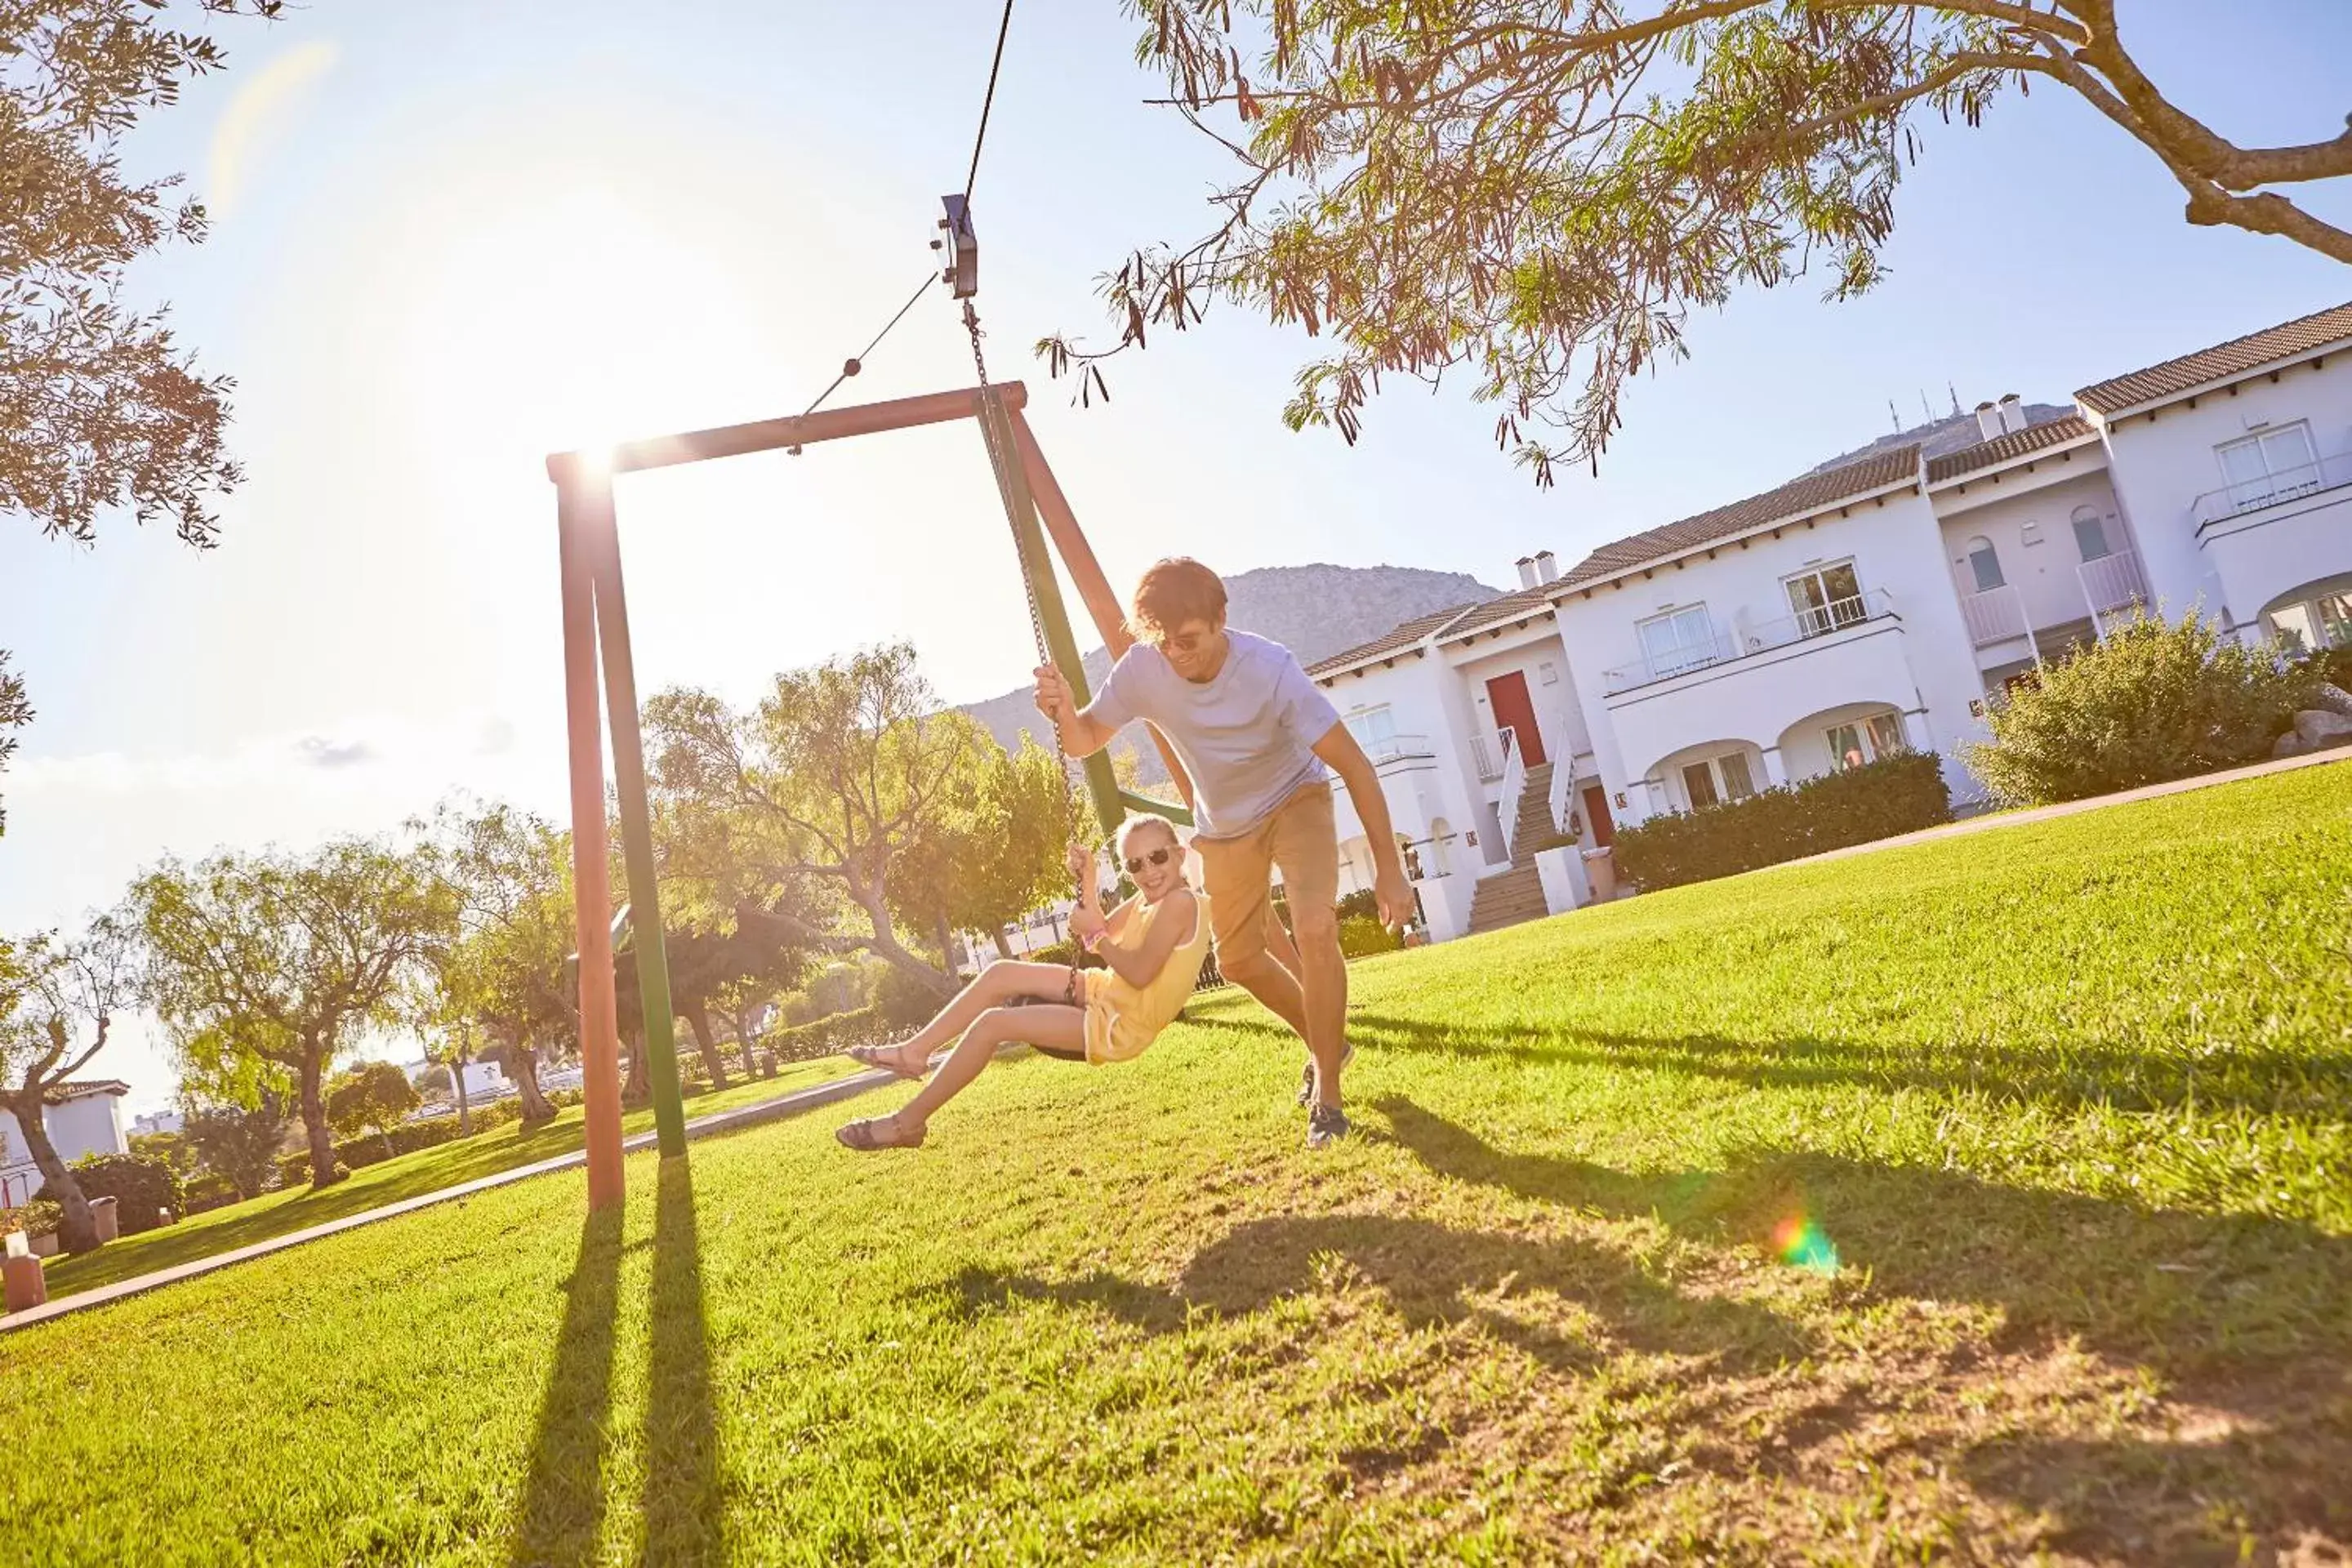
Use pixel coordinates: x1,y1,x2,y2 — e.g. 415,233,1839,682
1771,1211,1841,1276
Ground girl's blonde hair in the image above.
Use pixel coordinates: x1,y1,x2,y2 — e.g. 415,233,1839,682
1113,814,1181,860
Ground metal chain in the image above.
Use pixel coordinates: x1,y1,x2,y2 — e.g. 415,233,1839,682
969,298,1088,1004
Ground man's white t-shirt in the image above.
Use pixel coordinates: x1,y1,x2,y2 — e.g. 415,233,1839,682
1087,630,1343,840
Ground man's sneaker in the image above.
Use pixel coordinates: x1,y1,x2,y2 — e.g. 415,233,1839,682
1305,1102,1351,1149
1295,1045,1356,1108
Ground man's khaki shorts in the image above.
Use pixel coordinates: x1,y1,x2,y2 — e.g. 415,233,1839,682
1194,783,1339,972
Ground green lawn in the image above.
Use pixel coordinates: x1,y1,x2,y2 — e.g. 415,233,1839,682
6,762,2349,1564
41,1056,855,1298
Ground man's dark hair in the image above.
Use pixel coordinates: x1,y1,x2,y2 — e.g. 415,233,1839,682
1129,558,1227,641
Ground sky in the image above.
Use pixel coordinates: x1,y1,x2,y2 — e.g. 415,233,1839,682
3,0,2350,1111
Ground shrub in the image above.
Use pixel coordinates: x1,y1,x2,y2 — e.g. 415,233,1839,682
41,1153,185,1234
764,1003,903,1063
2296,642,2352,695
274,1115,471,1188
3,1199,62,1238
1335,889,1381,923
1338,915,1404,958
1963,610,2312,805
873,962,958,1028
180,1173,243,1216
1612,751,1952,891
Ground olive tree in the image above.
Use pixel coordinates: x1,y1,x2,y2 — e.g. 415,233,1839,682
132,839,456,1191
0,916,134,1253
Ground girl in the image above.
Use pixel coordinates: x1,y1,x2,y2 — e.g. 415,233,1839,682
835,815,1213,1151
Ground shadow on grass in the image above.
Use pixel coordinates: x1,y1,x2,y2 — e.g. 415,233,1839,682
1203,1007,2352,1120
640,1157,724,1566
942,1208,1811,1380
508,1205,625,1567
1375,1095,2352,1558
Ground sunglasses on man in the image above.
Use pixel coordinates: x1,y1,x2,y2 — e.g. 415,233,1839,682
1125,847,1175,874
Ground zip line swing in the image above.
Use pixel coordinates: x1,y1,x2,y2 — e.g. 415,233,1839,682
546,193,1196,1214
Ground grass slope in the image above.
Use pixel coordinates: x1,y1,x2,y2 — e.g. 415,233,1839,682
5,763,2349,1565
43,1058,853,1298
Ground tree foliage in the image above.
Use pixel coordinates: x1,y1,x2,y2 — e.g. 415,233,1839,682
0,652,29,837
1,0,287,548
645,644,983,995
1046,1,2352,484
326,1059,420,1157
184,1091,291,1200
419,799,579,1125
131,838,455,1190
888,733,1076,956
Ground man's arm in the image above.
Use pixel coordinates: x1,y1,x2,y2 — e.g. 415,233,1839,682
1312,723,1414,930
1034,664,1120,758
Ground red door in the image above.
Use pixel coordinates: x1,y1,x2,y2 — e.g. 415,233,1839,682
1484,671,1548,766
1580,784,1615,848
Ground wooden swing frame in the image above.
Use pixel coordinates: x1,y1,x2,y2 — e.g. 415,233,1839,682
545,381,1193,1210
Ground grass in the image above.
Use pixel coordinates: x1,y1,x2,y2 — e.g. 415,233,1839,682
41,1056,855,1298
6,760,2350,1564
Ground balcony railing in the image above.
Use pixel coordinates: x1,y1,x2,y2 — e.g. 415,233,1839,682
1602,590,1897,694
1359,732,1434,764
2078,546,2150,618
1959,583,2029,648
1469,726,1517,782
2192,450,2352,528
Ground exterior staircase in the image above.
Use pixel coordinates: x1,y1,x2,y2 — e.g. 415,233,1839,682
1467,762,1573,935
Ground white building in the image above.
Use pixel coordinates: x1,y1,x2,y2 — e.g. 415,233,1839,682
130,1109,185,1138
2,1080,132,1208
1307,300,2352,941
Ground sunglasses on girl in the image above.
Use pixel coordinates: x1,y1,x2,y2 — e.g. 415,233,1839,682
1125,847,1174,874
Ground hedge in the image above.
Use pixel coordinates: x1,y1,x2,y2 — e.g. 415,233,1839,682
1611,751,1952,892
764,1003,906,1063
1339,915,1405,958
276,1116,470,1188
38,1153,185,1235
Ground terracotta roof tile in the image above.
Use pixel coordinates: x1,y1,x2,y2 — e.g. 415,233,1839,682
44,1080,131,1102
1438,584,1557,641
1548,446,1922,592
2076,301,2352,416
1925,414,2096,483
1305,602,1484,678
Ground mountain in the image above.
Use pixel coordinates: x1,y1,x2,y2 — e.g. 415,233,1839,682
1799,402,2077,479
960,563,1503,777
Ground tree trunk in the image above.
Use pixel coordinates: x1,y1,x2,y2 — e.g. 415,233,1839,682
512,1043,555,1125
729,1005,761,1079
992,926,1014,960
853,886,957,997
622,1026,649,1105
452,1047,472,1137
679,1000,730,1090
11,1090,100,1254
932,911,956,981
298,1050,343,1190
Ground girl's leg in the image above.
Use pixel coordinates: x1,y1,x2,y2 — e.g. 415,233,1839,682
882,961,1072,1070
893,1003,1087,1133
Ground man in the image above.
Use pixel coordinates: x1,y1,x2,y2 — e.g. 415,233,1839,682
1034,558,1414,1148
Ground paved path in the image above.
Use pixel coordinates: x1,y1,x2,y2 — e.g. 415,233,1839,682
2,1065,897,1335
1777,747,2350,872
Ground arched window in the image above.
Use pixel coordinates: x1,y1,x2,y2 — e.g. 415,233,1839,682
1966,537,2004,592
2071,506,2113,562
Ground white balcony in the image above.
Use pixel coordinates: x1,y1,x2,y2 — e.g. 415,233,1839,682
2193,450,2352,529
1361,732,1435,767
2078,547,2150,618
1469,726,1517,782
1959,583,2029,648
1602,590,1896,695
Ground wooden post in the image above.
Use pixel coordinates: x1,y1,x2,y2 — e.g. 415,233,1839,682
1011,410,1199,813
582,483,688,1159
556,479,626,1210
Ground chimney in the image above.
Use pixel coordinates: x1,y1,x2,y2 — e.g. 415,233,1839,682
1973,401,2003,442
1515,555,1539,590
1998,393,2027,435
1534,550,1558,584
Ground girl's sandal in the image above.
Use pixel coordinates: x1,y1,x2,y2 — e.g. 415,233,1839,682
844,1043,929,1081
835,1116,925,1152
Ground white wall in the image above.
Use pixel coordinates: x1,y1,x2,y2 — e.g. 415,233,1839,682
2098,353,2352,628
0,1093,130,1206
1315,654,1487,880
1452,628,1590,775
1933,461,2123,640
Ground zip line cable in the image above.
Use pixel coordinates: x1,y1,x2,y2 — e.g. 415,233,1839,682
964,0,1017,203
798,268,938,419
